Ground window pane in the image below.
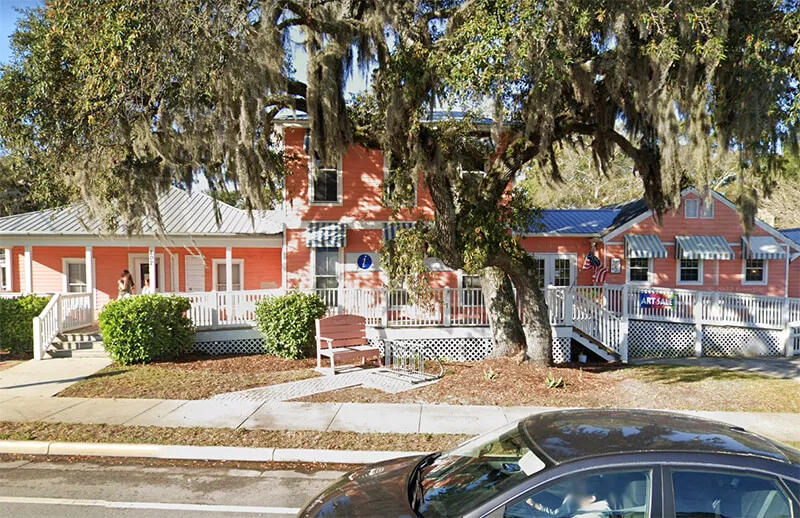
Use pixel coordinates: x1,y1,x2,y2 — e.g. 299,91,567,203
315,248,338,276
534,259,545,288
67,262,87,293
680,259,700,282
685,199,699,218
554,259,571,287
745,260,764,282
504,469,651,518
313,169,338,202
672,470,790,518
701,199,714,218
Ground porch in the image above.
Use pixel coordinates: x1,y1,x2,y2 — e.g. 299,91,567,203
30,284,800,362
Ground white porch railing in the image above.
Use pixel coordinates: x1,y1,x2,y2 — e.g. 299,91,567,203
180,289,283,329
573,290,625,359
32,292,94,360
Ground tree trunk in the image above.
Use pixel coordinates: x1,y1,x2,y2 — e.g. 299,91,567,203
480,267,526,358
494,256,554,365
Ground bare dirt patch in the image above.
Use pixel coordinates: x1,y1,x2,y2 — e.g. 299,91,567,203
58,354,320,400
294,357,800,413
0,421,468,452
0,351,29,372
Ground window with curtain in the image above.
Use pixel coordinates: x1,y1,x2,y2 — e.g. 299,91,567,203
215,262,242,291
66,261,87,293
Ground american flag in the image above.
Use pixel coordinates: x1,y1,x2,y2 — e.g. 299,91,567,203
583,250,608,285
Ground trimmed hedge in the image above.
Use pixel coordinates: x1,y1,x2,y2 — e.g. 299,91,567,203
254,291,326,359
0,295,51,355
99,294,195,365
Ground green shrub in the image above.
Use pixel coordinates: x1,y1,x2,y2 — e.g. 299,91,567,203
99,294,195,365
0,295,51,355
254,291,326,359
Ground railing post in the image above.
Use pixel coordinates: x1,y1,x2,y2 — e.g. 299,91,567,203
620,285,629,363
782,297,792,357
381,288,389,327
32,316,43,361
443,288,452,327
694,293,703,357
564,288,573,327
211,293,219,330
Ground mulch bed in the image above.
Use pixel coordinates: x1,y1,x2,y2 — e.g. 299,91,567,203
0,351,29,372
152,353,317,373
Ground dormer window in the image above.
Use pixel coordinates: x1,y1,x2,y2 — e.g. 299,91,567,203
701,198,714,219
684,198,699,219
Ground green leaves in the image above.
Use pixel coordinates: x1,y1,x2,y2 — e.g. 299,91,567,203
0,295,51,355
98,294,194,365
253,291,326,360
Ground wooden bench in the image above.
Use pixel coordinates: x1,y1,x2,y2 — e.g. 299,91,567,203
315,314,381,374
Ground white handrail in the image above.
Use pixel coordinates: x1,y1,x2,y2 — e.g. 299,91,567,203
572,291,623,357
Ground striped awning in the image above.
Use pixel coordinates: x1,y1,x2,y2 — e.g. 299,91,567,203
306,222,346,248
383,222,415,241
741,236,786,260
675,235,734,260
625,234,668,259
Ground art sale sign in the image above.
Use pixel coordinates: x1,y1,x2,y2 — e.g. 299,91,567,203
639,292,675,309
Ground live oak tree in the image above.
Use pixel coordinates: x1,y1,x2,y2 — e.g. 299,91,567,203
1,0,798,364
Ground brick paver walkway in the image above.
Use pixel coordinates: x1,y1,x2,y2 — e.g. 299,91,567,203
211,368,438,403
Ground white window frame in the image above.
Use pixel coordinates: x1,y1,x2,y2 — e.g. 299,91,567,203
626,257,652,284
383,154,418,207
458,271,484,307
0,249,8,291
312,247,343,292
62,258,92,293
677,258,704,286
308,155,343,206
528,253,577,288
128,253,166,293
684,198,699,219
742,258,768,286
700,198,714,219
211,258,245,291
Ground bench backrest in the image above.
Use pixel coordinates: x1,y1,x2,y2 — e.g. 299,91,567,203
316,314,367,349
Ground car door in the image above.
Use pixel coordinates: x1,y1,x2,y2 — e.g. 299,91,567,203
664,466,800,518
480,466,661,518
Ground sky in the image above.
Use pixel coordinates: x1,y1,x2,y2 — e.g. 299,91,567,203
0,0,40,64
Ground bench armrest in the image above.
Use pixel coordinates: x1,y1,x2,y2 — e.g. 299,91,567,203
319,336,334,350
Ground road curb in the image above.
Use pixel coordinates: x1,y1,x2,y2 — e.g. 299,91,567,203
0,440,421,464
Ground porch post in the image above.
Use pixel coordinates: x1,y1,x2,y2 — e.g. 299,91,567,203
148,246,156,292
620,285,629,363
23,245,33,294
3,248,12,291
693,293,703,357
85,246,94,314
225,246,233,292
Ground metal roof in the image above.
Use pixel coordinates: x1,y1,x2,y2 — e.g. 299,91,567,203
741,236,787,260
536,209,621,234
782,228,800,247
625,234,668,259
675,235,735,260
0,187,283,237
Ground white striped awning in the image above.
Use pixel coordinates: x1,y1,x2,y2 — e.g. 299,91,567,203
383,222,415,241
675,235,734,260
741,236,786,260
625,234,668,259
306,222,346,248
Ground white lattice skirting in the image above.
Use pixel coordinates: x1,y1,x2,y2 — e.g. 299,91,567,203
628,320,696,359
194,338,266,355
552,337,571,364
702,325,783,357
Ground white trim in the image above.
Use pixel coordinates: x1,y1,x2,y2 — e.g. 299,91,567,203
2,247,11,292
211,258,244,291
169,253,179,292
62,258,87,293
382,154,418,207
742,258,768,286
684,198,699,219
307,152,343,206
0,236,282,248
286,220,409,230
677,258,704,286
184,254,205,293
530,253,577,287
128,253,165,292
23,245,33,293
626,257,652,285
311,246,343,291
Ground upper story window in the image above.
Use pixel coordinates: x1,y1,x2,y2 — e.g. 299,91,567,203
309,155,342,205
684,198,699,219
701,198,714,218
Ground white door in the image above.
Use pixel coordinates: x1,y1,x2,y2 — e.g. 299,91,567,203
185,256,205,292
530,254,577,287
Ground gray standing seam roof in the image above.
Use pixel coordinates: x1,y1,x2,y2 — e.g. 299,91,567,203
0,187,283,236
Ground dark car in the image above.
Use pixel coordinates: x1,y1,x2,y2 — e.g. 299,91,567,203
297,409,800,518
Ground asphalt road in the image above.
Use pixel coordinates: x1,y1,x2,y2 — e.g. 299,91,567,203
0,459,346,517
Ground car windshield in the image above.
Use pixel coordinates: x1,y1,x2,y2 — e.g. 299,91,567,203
417,421,546,517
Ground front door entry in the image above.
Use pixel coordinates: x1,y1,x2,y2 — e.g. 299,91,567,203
132,257,162,292
531,254,577,288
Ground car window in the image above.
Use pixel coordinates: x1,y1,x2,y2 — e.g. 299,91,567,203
502,469,652,518
672,469,792,518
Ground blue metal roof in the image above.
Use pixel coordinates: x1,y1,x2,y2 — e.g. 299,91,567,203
781,228,800,246
536,209,622,234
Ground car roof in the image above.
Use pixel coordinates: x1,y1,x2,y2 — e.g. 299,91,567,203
521,409,796,465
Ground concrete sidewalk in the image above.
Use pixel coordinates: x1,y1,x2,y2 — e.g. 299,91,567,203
1,395,799,443
0,359,112,397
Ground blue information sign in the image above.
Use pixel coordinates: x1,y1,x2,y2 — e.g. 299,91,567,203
356,254,373,270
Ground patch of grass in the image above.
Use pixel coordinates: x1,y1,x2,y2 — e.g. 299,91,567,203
0,421,469,452
627,364,773,383
59,357,320,400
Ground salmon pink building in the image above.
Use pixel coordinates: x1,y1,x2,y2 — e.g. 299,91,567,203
1,116,800,362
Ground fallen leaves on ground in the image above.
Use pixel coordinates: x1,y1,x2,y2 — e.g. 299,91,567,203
0,421,469,452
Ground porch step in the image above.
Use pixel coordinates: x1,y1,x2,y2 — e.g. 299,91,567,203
572,328,620,363
49,332,108,358
53,332,103,345
49,347,109,359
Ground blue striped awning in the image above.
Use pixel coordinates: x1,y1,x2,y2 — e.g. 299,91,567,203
383,222,415,241
625,234,668,259
675,235,734,260
741,236,786,260
306,222,346,248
